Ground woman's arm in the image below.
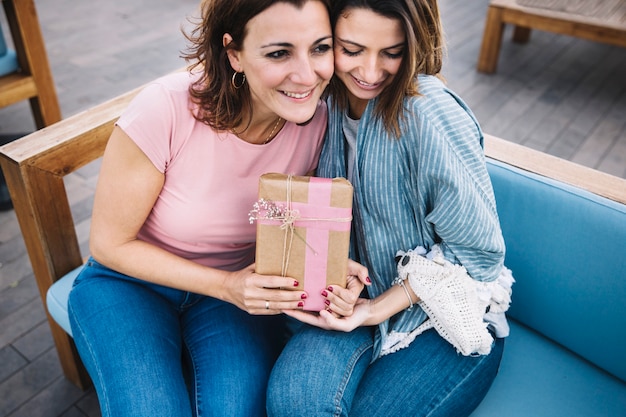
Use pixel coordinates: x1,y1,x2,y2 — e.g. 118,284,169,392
90,126,306,314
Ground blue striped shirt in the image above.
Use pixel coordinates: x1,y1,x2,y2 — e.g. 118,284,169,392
318,75,505,358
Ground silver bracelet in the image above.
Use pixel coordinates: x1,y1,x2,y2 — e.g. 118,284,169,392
393,277,414,311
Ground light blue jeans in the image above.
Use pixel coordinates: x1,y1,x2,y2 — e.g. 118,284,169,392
267,321,504,417
68,258,285,417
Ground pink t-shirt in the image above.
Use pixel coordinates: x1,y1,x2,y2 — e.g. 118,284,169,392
116,71,327,271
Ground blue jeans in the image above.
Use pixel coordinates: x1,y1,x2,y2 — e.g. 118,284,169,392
68,258,285,417
267,321,504,417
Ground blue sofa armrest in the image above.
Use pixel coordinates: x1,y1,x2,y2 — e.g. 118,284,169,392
487,158,626,381
468,135,626,417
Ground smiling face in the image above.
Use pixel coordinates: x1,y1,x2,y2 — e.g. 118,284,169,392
333,8,405,118
226,1,334,125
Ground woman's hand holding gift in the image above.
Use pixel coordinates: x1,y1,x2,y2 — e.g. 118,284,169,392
283,259,371,327
224,263,308,315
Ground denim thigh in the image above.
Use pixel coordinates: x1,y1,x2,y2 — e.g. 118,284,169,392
69,258,286,417
182,296,285,417
351,328,505,417
266,322,375,417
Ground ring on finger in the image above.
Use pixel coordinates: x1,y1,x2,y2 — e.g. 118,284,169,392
265,300,270,310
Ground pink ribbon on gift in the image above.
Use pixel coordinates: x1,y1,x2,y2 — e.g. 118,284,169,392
257,176,352,311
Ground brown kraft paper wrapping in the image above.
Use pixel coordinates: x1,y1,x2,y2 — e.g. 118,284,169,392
252,173,353,311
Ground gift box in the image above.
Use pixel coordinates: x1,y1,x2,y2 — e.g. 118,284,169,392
251,173,353,311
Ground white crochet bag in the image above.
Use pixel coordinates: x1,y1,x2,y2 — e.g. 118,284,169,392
395,245,512,356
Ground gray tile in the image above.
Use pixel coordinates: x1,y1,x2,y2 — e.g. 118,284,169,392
0,211,21,244
0,254,33,294
0,348,62,416
5,377,85,417
0,298,46,348
0,275,38,321
58,407,87,417
0,346,27,382
74,391,101,417
0,235,27,266
12,322,55,362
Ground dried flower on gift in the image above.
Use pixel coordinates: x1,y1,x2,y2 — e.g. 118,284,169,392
248,198,287,224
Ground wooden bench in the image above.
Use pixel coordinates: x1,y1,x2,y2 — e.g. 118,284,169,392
1,79,625,416
0,85,140,389
477,0,626,73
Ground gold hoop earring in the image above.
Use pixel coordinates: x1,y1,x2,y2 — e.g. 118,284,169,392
231,72,246,89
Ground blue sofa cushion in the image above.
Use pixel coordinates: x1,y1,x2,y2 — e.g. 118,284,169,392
46,265,83,337
470,320,626,417
487,159,626,382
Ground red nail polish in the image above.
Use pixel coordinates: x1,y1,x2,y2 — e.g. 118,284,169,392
366,277,371,283
301,293,307,299
298,301,304,308
321,290,328,297
293,280,299,287
326,307,333,314
327,286,334,292
325,299,330,306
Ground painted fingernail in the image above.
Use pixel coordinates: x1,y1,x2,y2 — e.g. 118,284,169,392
325,299,331,306
327,286,334,292
366,276,371,283
321,290,328,297
293,280,299,287
298,301,304,308
301,293,307,299
326,307,333,314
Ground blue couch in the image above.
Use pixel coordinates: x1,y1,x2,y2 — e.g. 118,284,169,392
45,140,626,416
2,97,625,413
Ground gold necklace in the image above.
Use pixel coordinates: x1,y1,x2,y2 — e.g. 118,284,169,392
231,117,282,144
263,117,282,144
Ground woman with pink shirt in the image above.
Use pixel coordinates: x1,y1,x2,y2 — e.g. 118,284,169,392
67,1,367,415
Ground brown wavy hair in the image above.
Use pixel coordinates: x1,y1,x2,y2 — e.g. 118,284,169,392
182,0,331,131
327,0,445,137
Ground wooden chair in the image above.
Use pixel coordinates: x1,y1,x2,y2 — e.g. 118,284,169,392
1,0,61,128
477,0,626,73
1,74,625,390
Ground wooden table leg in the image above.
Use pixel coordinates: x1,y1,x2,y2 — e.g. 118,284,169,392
477,6,506,74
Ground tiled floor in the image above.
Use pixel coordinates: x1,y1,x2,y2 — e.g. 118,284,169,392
0,0,625,416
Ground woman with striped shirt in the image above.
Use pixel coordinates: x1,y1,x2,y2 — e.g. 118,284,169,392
267,1,509,416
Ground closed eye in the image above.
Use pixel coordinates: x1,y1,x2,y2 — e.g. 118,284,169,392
341,47,362,57
384,49,404,59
